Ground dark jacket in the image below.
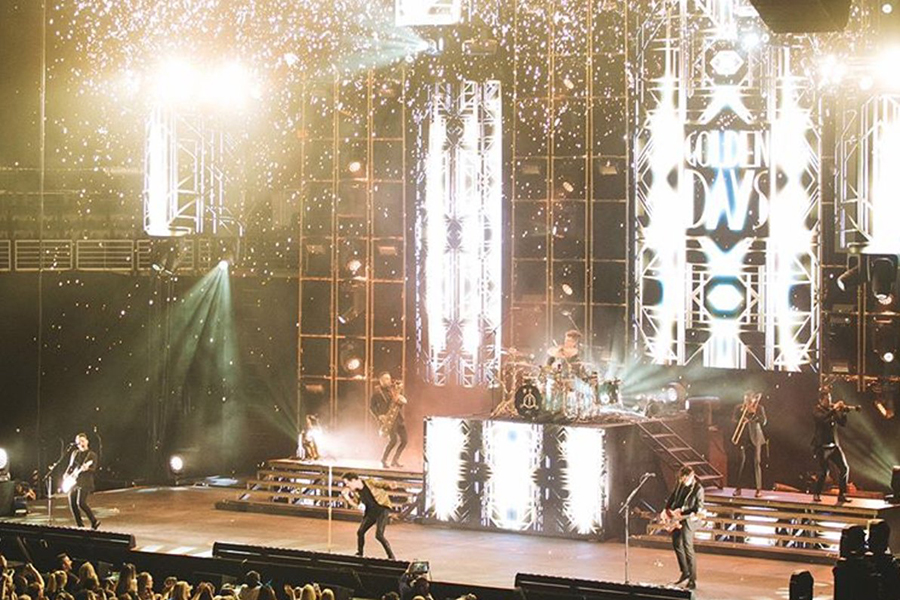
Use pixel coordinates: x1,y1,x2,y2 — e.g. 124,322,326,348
813,404,847,448
665,479,704,529
370,386,404,425
67,449,98,492
732,403,767,447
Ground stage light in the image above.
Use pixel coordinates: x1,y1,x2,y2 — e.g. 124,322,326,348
169,455,184,474
561,180,575,193
869,256,898,306
218,260,229,271
876,47,900,90
338,341,364,376
742,32,762,51
885,351,896,363
205,62,252,109
884,2,895,14
561,282,574,296
562,77,575,90
345,258,363,276
836,265,861,292
874,397,895,419
891,466,900,501
664,382,687,404
347,160,362,174
0,448,8,481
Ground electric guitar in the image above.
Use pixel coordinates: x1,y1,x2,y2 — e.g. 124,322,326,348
61,460,93,494
633,507,709,533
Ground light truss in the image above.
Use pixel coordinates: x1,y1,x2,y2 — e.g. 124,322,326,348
143,105,243,237
417,81,503,387
838,93,900,255
634,0,820,371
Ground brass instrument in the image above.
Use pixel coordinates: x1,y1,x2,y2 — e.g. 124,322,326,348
833,400,862,413
378,381,406,437
731,392,762,445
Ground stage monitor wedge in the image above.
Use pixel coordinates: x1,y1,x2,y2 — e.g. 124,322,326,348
749,0,851,33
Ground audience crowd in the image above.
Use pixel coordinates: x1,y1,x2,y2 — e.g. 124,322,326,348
0,553,474,600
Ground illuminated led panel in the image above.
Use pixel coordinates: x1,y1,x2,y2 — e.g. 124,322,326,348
483,420,541,531
634,0,819,371
417,82,502,387
423,417,467,522
561,426,608,535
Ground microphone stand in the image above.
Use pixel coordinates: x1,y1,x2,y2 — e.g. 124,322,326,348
619,472,655,584
44,450,67,525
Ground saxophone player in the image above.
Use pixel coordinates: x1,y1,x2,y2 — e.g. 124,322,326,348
371,372,407,468
731,391,767,498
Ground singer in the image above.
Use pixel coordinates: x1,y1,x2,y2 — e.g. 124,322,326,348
63,433,100,529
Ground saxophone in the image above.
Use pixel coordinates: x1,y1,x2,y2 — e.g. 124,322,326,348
378,382,405,437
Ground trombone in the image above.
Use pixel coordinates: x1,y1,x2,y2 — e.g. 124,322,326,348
731,392,762,445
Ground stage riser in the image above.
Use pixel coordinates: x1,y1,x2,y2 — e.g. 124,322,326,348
215,460,423,521
635,489,900,562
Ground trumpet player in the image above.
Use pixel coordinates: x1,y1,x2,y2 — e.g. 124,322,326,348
370,371,407,469
812,389,858,503
731,391,767,498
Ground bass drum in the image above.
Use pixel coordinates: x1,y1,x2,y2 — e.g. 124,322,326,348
514,382,544,420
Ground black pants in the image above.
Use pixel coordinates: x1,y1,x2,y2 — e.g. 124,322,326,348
381,422,407,466
736,443,763,490
68,487,98,528
814,445,849,495
357,509,394,559
672,524,697,584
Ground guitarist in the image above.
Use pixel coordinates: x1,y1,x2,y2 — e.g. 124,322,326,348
65,433,100,530
370,372,407,469
662,466,704,590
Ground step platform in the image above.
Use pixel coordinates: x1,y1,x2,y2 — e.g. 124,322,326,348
215,458,423,521
632,487,900,564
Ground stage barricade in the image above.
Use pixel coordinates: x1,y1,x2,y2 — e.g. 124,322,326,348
0,521,134,566
514,573,693,600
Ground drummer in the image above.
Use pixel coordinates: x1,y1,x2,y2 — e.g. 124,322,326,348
547,329,582,372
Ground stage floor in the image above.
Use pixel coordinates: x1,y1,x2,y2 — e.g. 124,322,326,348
2,486,835,600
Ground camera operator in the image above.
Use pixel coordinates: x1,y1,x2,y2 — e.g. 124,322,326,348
399,562,432,600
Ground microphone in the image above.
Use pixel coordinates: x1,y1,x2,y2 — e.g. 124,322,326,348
642,472,656,479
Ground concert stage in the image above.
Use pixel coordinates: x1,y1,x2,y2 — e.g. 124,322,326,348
2,486,837,600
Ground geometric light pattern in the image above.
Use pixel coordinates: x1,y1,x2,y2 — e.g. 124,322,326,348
417,81,502,387
635,0,819,371
561,426,608,535
422,417,613,538
423,417,466,522
482,420,541,531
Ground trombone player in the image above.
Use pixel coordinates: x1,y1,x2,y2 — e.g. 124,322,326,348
731,391,767,498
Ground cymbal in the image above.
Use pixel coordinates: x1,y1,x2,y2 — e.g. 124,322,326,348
503,347,533,358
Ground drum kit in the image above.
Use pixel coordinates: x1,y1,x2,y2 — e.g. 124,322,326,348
494,346,621,421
